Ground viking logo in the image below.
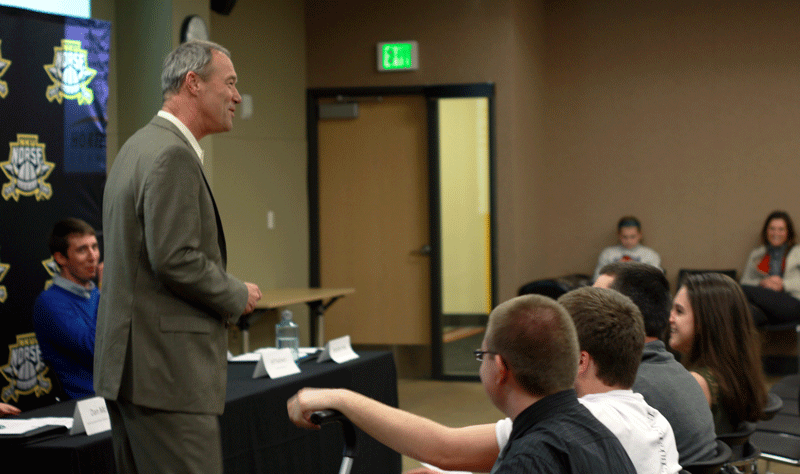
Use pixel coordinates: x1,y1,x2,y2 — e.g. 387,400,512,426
1,333,52,403
0,251,8,303
0,40,10,99
44,39,97,105
41,257,58,290
1,134,54,201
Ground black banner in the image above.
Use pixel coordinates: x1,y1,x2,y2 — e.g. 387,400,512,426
0,6,109,410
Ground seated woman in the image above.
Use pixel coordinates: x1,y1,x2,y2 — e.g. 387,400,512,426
740,210,800,326
593,216,661,281
669,272,768,435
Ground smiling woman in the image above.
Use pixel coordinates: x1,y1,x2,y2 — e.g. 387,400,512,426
740,210,800,326
669,272,768,436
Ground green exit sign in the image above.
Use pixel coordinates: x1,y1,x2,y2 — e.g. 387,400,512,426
377,41,419,71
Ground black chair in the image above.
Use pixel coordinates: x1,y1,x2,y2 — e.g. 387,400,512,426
755,375,800,438
751,431,800,470
722,440,760,474
758,321,800,375
681,439,732,474
752,375,800,471
767,374,799,414
517,273,591,299
762,392,784,421
717,422,756,461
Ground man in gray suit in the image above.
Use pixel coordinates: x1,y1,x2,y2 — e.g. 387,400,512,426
94,40,262,473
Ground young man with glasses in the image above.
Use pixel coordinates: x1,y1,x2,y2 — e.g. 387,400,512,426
288,294,635,473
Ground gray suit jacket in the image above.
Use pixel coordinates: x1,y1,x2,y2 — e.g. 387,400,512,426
94,116,247,414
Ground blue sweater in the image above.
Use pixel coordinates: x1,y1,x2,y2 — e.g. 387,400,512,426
32,276,99,400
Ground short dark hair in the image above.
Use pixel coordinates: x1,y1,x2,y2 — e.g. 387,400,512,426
49,218,95,257
558,287,644,389
760,210,795,247
617,216,641,231
485,295,579,397
600,262,670,340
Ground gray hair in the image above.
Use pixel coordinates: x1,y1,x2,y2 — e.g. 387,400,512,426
161,40,231,99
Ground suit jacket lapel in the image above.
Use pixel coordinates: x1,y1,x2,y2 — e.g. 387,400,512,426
200,171,228,269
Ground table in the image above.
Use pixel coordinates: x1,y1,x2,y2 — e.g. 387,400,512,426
2,351,400,474
238,287,355,351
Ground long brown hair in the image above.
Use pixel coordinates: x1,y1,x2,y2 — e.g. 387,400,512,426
681,273,767,424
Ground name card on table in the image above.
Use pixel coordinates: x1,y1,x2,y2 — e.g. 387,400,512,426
252,348,301,379
317,335,359,364
70,396,111,436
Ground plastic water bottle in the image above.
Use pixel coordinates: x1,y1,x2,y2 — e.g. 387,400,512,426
276,309,300,361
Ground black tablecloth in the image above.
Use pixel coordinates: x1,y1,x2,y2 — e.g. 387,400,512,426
2,351,401,474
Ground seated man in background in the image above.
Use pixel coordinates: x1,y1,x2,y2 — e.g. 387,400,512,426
32,218,100,400
595,261,718,466
593,216,661,281
290,294,635,474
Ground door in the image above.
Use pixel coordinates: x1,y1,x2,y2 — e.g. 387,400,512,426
317,96,431,345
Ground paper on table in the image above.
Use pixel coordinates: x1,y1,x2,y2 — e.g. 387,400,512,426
231,347,319,362
0,417,73,435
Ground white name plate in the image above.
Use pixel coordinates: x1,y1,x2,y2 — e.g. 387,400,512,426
252,348,301,379
70,396,111,436
317,335,359,364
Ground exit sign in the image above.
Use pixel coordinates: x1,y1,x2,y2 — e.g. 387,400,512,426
377,41,418,71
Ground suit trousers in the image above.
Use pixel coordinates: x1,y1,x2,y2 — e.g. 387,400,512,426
107,398,222,474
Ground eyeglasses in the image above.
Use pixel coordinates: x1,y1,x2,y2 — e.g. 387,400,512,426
474,349,496,361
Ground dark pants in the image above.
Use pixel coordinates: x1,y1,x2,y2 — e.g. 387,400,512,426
107,398,222,474
741,284,800,326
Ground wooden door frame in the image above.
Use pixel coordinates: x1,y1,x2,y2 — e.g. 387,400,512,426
307,84,497,380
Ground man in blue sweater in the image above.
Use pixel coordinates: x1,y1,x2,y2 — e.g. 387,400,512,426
33,218,100,400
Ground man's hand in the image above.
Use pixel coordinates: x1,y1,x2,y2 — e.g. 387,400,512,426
243,282,262,314
287,387,339,430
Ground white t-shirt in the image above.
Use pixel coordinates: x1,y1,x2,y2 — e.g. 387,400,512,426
593,244,661,281
496,390,681,474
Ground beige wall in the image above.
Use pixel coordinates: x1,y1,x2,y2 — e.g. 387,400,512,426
539,1,800,291
307,0,800,294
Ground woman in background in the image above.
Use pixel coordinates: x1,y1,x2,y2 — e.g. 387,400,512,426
740,210,800,326
593,216,661,281
669,272,767,434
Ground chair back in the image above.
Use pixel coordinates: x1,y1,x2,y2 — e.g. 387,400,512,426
682,439,732,474
762,392,784,421
721,441,760,474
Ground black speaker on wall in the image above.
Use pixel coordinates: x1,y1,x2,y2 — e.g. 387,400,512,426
211,0,236,15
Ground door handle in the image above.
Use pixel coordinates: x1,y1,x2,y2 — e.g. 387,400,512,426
412,244,431,256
